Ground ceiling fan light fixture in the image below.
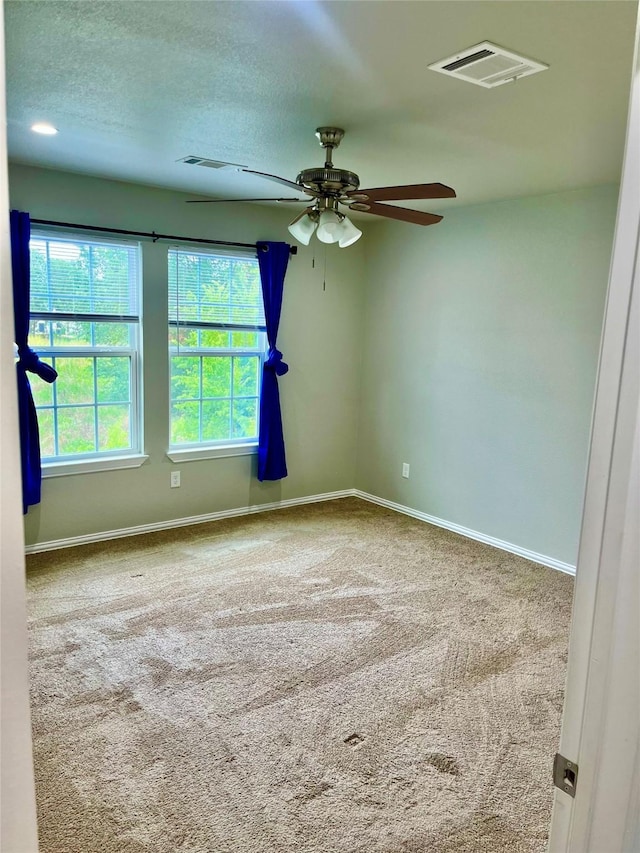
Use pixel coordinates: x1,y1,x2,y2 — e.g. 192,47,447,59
316,210,342,244
337,216,362,248
287,209,318,246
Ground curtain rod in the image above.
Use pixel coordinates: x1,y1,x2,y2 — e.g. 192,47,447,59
30,218,298,255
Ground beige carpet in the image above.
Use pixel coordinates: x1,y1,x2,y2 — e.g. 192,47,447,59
27,497,574,853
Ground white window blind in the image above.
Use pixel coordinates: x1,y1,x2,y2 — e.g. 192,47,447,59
30,235,140,319
168,249,264,328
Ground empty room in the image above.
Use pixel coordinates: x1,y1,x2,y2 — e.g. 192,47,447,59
2,1,639,852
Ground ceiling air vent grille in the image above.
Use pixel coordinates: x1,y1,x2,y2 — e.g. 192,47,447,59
442,49,495,72
178,156,246,170
429,41,548,88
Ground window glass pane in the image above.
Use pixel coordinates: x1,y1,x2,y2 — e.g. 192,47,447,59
175,327,199,349
96,357,130,403
232,398,258,439
29,319,52,347
31,375,53,408
98,404,130,451
57,407,96,455
231,331,259,349
202,357,231,398
201,329,231,349
233,356,259,397
55,357,95,405
51,320,92,347
171,357,200,400
94,322,130,347
171,401,200,444
37,409,55,457
202,400,231,442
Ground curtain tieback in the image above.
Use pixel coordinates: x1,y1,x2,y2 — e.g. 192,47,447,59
264,347,289,376
17,346,58,383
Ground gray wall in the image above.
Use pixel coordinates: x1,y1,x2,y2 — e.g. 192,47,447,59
12,165,617,565
10,164,366,545
356,185,618,565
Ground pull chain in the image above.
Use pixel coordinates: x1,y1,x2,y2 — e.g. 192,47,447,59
323,245,327,291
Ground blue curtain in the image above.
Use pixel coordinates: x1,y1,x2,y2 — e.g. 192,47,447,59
10,210,57,513
257,242,290,481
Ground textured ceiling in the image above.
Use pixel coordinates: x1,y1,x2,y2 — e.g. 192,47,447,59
4,0,638,212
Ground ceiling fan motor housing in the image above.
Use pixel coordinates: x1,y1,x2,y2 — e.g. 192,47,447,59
296,167,360,196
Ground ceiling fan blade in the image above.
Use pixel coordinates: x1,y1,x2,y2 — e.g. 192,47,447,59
352,201,443,226
241,168,318,196
348,183,456,202
186,197,307,204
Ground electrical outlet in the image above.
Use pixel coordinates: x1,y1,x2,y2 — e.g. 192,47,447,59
402,463,410,479
170,471,181,488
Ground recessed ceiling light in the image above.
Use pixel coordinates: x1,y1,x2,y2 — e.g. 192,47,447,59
31,122,58,135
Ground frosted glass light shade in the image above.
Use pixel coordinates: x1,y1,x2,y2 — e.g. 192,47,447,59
337,216,362,247
316,210,341,244
288,212,318,246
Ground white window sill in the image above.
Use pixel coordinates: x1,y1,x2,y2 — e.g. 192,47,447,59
42,454,149,478
166,444,257,463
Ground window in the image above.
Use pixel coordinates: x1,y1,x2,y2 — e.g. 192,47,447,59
168,248,265,455
29,233,143,470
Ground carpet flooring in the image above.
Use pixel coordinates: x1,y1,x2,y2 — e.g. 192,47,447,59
26,498,574,853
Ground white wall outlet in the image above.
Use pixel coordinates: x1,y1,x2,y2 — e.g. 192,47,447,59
402,463,410,478
170,471,181,488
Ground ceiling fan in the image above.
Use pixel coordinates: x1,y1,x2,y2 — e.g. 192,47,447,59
187,127,456,248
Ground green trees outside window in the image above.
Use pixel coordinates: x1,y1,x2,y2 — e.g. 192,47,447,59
168,248,265,448
28,237,265,463
29,235,141,462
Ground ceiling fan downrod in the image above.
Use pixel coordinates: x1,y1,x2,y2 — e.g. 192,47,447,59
315,126,344,168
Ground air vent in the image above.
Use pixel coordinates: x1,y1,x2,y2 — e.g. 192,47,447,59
428,41,548,88
177,156,247,170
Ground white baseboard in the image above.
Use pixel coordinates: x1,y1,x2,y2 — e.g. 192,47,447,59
354,490,576,576
25,488,576,576
24,489,356,554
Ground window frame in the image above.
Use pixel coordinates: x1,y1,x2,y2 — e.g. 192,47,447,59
167,245,266,458
29,230,145,475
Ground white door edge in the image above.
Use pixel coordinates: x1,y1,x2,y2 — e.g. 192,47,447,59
547,11,640,852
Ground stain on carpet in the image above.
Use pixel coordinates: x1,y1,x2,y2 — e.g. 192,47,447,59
425,752,461,776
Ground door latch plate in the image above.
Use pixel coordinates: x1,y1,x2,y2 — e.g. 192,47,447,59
553,753,578,798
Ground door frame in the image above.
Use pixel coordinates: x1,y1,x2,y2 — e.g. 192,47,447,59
0,1,40,849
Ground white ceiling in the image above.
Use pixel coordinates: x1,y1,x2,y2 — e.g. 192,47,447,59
4,0,638,214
